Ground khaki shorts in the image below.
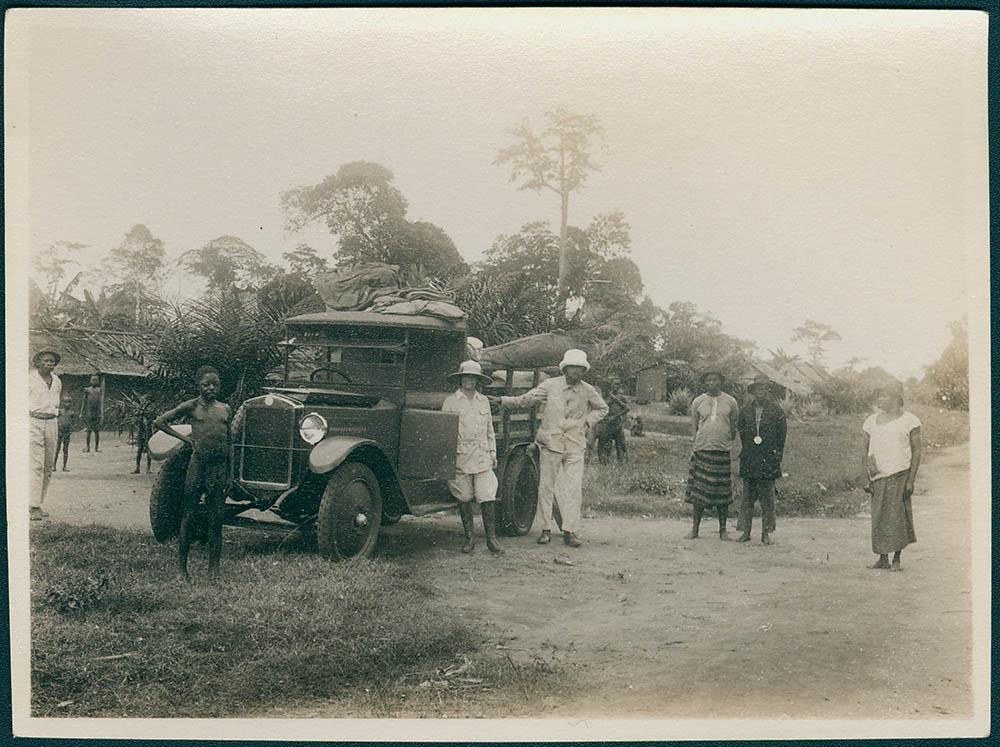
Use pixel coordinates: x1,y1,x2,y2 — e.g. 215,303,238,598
448,469,498,504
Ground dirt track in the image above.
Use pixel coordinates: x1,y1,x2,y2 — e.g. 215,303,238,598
41,439,973,719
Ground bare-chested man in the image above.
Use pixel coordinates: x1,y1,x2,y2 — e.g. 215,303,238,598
154,366,231,579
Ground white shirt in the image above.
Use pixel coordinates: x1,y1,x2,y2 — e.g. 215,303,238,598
501,376,609,454
863,410,921,479
29,369,62,416
442,389,496,474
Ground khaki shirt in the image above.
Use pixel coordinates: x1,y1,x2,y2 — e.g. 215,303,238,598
502,376,609,454
442,389,496,474
29,369,62,417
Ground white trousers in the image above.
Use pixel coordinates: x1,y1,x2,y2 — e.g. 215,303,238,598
536,447,585,533
30,418,57,508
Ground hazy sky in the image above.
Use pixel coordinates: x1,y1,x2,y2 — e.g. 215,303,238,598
7,8,988,377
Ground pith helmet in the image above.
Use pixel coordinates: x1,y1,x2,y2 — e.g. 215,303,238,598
558,349,591,372
447,360,493,385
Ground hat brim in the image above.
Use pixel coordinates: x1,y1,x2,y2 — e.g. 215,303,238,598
559,362,590,372
34,350,61,366
447,372,493,385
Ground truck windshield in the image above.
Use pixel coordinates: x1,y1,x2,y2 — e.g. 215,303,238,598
284,343,405,387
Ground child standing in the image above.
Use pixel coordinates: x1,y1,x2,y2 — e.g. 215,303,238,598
442,360,503,555
54,393,76,472
132,398,154,474
153,366,232,579
80,374,104,453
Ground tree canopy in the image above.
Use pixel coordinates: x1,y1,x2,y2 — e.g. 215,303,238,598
177,235,277,292
280,161,464,280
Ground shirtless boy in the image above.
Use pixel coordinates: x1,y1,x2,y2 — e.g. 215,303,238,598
154,366,231,579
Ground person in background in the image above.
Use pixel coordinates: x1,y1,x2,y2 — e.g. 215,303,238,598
862,388,922,572
685,368,739,540
54,392,77,472
492,349,608,548
597,383,630,464
29,350,62,520
442,360,503,555
736,375,787,545
80,374,104,453
133,399,154,474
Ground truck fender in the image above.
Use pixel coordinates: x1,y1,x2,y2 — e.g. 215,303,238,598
309,436,379,475
309,437,410,518
147,424,192,462
500,441,538,482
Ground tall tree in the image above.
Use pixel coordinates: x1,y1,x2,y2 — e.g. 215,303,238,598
32,241,86,303
282,243,329,278
791,319,842,366
178,235,277,292
281,161,464,279
494,107,606,297
925,319,968,409
103,224,166,328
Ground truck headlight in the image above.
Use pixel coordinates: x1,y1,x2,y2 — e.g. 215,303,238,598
299,412,328,445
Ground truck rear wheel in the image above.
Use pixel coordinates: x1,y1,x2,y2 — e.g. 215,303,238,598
497,448,538,536
149,449,190,543
316,462,382,560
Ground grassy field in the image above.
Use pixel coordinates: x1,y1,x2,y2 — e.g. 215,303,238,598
31,524,547,718
585,402,969,520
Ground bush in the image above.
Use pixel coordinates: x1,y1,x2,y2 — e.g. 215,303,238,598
627,471,673,495
667,387,693,416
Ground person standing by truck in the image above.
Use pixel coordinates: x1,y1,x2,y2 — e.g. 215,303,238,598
442,360,503,555
493,349,608,548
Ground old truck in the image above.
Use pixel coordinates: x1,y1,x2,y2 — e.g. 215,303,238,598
148,311,571,559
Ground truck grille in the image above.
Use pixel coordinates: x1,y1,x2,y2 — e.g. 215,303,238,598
237,399,298,488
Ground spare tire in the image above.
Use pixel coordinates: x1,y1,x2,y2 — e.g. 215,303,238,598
150,449,190,543
496,447,538,536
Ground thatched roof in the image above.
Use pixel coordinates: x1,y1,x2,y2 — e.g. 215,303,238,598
741,359,812,397
29,327,156,378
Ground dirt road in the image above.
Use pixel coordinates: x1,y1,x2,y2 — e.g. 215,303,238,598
40,440,973,719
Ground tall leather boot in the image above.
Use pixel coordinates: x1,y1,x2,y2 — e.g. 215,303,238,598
458,502,475,553
481,501,504,555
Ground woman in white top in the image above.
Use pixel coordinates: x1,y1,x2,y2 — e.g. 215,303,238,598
861,389,922,571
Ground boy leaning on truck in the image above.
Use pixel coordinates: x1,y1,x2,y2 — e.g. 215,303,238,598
442,360,504,556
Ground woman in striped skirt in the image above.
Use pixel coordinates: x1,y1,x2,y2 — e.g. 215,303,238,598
685,369,739,540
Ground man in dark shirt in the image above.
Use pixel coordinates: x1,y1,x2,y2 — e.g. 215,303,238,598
736,375,788,545
597,384,630,464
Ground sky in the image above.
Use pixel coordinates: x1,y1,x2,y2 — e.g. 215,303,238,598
6,8,988,378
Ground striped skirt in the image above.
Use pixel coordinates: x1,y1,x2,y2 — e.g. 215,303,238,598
685,450,733,508
870,470,916,553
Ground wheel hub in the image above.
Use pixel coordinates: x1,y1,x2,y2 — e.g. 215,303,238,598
354,512,369,528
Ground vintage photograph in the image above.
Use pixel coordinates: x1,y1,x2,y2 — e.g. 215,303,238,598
5,7,990,741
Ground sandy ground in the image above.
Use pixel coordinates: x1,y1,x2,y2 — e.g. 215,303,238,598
39,437,973,719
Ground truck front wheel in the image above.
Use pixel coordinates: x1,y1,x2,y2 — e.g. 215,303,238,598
149,449,190,543
497,448,539,536
316,462,383,560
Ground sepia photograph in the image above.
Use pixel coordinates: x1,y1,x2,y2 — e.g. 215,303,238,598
5,7,990,741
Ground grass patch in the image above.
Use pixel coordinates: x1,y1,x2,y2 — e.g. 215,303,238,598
31,523,539,718
585,403,968,520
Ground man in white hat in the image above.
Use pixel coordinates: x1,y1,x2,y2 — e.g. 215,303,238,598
492,349,608,547
442,360,503,555
29,349,63,520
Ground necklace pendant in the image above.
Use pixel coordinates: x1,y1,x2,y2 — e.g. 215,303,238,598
753,435,763,445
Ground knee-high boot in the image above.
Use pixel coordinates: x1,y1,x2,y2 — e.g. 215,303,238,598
458,502,475,553
481,501,504,555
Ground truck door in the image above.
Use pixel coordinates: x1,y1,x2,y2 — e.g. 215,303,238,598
397,409,459,480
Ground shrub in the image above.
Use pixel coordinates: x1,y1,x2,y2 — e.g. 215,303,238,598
667,387,693,416
627,471,673,495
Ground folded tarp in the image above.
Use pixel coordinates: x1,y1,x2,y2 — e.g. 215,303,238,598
315,263,401,311
479,332,579,370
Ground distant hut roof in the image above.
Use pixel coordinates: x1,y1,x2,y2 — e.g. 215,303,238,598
29,327,157,377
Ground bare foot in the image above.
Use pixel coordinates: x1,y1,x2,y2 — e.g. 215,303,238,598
736,533,751,543
719,531,730,541
891,560,902,572
761,534,772,545
684,530,699,540
870,559,890,570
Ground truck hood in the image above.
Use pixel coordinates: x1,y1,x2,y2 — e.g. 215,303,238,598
262,387,383,408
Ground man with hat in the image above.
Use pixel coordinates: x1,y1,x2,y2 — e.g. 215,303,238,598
442,360,503,555
685,367,739,540
29,349,63,520
736,374,787,545
492,349,608,548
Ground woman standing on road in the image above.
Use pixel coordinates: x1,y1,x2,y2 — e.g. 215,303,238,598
862,388,922,571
